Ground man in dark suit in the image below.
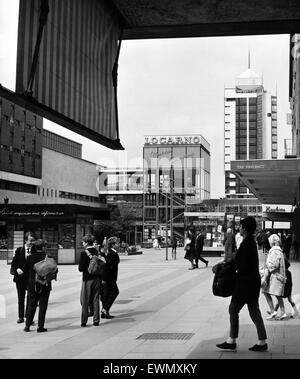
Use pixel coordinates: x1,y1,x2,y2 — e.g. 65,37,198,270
195,229,208,268
11,232,36,323
101,237,120,319
24,239,57,333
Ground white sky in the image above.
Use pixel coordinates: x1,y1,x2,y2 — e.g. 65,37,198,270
0,0,292,198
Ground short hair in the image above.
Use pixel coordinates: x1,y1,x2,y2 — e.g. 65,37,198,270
25,232,36,242
240,216,257,234
82,234,95,246
34,239,47,251
107,236,118,247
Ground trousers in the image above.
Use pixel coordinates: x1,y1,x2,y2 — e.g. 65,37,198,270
101,281,119,312
16,280,27,319
80,278,100,325
26,287,51,328
229,296,267,340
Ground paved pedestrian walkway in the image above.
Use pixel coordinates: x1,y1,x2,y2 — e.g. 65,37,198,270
0,247,299,359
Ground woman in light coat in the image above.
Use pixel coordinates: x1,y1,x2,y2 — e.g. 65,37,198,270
261,234,287,320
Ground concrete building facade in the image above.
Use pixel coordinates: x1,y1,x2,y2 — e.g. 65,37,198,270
224,59,278,198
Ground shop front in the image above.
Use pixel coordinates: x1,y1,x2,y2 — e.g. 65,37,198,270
0,204,109,264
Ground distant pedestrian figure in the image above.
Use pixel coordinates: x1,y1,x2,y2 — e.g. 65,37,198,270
216,216,268,352
235,230,243,250
258,229,271,254
261,234,287,320
11,232,36,324
195,229,208,268
223,228,236,263
291,234,299,260
153,238,159,250
156,235,162,250
171,236,177,259
79,234,101,327
24,239,57,333
283,232,292,260
184,229,196,270
101,236,120,319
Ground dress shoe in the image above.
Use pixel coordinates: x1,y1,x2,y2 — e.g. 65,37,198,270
37,327,47,333
17,318,24,324
249,343,268,352
216,341,237,351
24,326,30,332
81,323,87,327
188,267,195,270
93,322,99,326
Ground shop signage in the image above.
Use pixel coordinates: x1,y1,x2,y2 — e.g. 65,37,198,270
0,209,65,217
265,206,285,213
145,136,202,146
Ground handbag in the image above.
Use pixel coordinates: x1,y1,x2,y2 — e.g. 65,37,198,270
212,261,236,297
87,251,106,276
34,255,57,277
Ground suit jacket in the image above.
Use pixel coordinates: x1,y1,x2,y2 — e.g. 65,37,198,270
102,248,120,283
11,246,36,284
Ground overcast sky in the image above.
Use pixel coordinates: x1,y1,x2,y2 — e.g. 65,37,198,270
0,0,292,198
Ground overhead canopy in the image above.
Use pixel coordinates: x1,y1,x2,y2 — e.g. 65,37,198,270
2,0,300,150
230,159,300,205
112,0,300,39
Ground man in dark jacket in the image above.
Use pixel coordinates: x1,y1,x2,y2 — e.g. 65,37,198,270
24,239,57,333
78,234,101,327
11,232,36,324
195,229,208,268
101,236,120,319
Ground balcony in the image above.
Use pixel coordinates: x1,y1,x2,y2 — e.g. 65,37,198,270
284,139,297,158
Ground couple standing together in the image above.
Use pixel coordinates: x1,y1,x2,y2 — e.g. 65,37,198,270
184,229,209,270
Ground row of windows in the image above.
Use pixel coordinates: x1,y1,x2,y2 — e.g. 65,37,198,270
59,191,103,203
43,130,82,159
0,144,41,159
0,179,36,194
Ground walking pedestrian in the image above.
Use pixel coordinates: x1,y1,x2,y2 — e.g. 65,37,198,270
283,232,292,260
24,239,57,333
216,216,268,352
261,234,287,320
184,229,196,270
101,236,120,319
270,256,300,318
223,228,236,263
195,229,208,268
79,234,101,327
11,232,36,324
171,236,177,259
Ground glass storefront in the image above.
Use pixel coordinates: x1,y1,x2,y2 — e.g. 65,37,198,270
143,136,210,243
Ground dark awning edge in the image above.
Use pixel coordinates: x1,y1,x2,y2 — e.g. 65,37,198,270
0,85,124,151
122,19,300,40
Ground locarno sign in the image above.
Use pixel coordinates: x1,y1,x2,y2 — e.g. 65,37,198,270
145,136,202,146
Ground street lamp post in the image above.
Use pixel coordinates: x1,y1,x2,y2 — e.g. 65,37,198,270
165,187,168,261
